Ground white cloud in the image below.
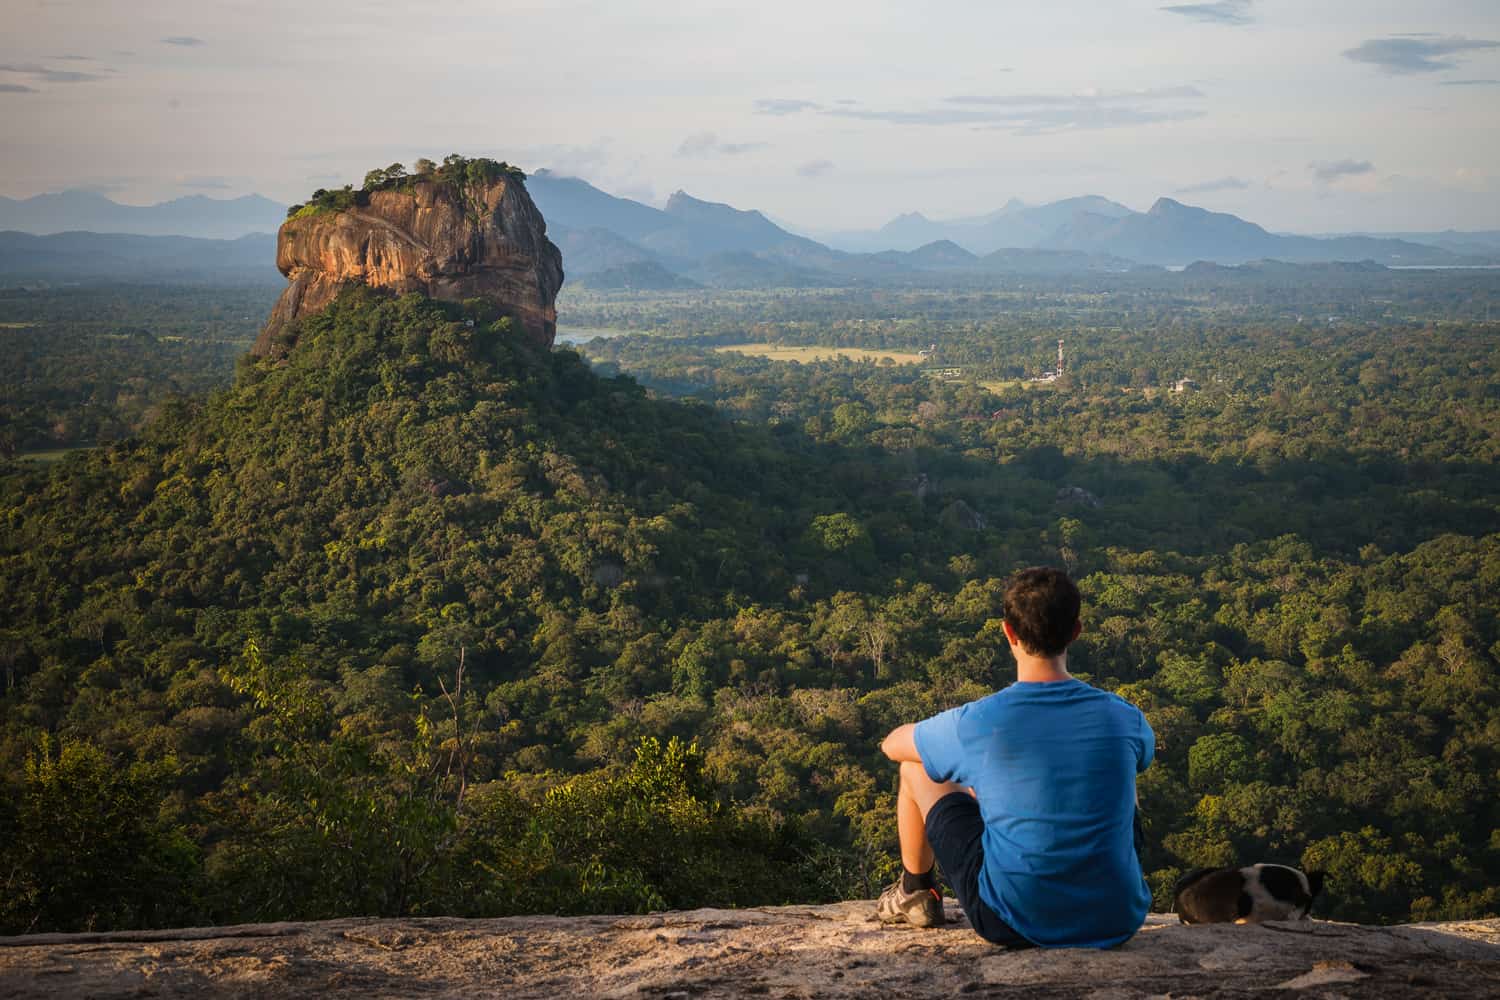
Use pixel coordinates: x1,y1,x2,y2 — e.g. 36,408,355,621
1344,35,1500,75
754,98,819,115
0,62,106,83
1311,159,1374,183
825,87,1207,135
1177,176,1250,193
1160,1,1254,26
677,133,767,157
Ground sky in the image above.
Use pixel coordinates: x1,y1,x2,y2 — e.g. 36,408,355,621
2,0,1498,234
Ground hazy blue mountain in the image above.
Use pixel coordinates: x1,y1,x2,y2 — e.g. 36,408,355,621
824,195,1484,265
967,197,1029,224
529,174,855,278
661,191,790,242
571,260,700,291
0,230,281,283
830,243,1137,282
1273,234,1474,266
528,174,843,275
526,171,673,243
548,224,664,276
1041,198,1473,266
1042,198,1275,262
964,196,1135,254
686,251,846,289
827,196,1135,253
1324,230,1500,258
646,191,840,263
868,212,949,252
0,191,286,239
871,239,979,271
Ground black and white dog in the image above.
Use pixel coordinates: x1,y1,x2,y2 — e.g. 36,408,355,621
1173,864,1325,924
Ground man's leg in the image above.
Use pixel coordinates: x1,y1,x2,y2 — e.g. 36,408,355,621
898,760,968,876
878,761,970,927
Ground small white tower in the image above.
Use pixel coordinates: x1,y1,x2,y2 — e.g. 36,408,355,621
1056,338,1064,376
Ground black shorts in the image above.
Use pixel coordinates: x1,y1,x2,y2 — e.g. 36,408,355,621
925,792,1034,948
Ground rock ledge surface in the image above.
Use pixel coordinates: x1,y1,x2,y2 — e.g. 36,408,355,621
2,903,1497,999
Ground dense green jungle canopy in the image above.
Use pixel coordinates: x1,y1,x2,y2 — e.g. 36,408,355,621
1,280,1498,935
0,285,274,455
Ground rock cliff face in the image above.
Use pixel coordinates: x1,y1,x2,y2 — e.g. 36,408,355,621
2,905,1498,999
253,176,563,357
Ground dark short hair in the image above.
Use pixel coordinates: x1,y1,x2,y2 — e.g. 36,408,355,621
1003,566,1080,657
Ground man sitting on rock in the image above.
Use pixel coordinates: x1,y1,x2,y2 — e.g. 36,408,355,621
877,566,1154,948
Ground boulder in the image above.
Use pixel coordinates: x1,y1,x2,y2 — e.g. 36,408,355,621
1057,485,1102,508
254,174,563,357
939,499,986,532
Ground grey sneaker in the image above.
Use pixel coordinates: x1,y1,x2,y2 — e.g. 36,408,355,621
876,879,944,928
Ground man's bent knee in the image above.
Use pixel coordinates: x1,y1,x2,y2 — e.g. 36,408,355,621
900,760,967,817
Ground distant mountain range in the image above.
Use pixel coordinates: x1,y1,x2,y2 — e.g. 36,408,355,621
1,181,1495,288
823,196,1137,254
0,231,281,283
1317,230,1500,258
0,190,286,240
1037,198,1472,267
525,172,1141,287
524,174,1491,285
823,201,1500,265
527,171,849,286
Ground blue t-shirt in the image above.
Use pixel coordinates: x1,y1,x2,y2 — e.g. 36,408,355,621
913,678,1154,948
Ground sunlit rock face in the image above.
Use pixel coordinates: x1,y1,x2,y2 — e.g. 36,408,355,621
254,175,563,357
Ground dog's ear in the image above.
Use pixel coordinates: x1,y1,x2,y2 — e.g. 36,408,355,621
1305,871,1326,898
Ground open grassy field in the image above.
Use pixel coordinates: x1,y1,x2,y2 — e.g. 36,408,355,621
979,379,1064,392
15,446,92,463
715,343,926,364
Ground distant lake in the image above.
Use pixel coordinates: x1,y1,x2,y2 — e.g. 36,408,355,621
555,326,632,346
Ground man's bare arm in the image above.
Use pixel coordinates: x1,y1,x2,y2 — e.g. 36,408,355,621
881,723,922,763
